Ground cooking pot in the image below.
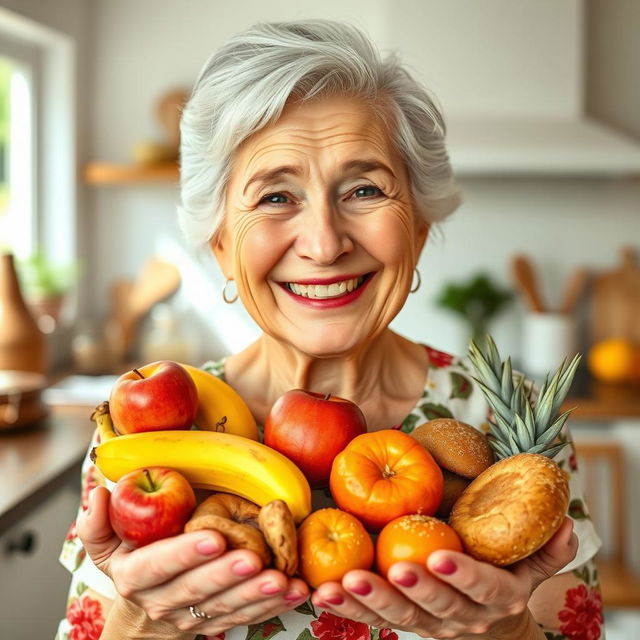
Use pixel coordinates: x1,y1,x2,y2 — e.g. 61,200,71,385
0,370,48,430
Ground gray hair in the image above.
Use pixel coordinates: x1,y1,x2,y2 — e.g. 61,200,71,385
178,19,461,248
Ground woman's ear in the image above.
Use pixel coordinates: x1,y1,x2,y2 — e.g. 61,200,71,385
210,228,234,280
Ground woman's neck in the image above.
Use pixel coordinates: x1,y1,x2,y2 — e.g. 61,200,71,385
225,330,429,427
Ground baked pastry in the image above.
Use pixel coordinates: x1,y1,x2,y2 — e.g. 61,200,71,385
411,418,494,479
449,453,569,565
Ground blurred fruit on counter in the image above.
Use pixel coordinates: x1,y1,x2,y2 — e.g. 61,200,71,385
588,338,640,385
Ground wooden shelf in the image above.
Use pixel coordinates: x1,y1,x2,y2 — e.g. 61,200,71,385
84,162,179,184
563,379,640,421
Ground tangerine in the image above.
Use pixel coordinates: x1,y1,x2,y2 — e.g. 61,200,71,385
376,514,463,578
297,508,374,588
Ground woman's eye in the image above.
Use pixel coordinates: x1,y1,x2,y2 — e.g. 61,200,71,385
260,193,290,205
352,185,382,198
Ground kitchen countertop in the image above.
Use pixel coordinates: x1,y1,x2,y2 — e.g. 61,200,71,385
0,405,95,532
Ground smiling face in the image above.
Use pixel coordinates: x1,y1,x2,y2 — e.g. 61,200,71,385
212,95,429,357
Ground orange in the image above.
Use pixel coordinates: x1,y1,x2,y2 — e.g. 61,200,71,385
587,338,637,384
297,508,374,588
329,429,443,532
376,514,463,578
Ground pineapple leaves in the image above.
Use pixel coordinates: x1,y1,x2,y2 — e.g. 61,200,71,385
468,335,580,460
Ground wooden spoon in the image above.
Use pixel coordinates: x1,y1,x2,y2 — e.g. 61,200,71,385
511,255,546,313
559,267,589,314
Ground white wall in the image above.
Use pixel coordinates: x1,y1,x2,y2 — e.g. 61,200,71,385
83,0,640,362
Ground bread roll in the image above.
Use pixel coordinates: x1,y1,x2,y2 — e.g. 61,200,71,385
411,419,494,479
449,453,569,566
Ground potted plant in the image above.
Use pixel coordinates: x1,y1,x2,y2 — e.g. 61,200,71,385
17,253,78,328
435,273,513,347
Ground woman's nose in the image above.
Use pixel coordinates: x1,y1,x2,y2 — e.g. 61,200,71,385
294,204,354,265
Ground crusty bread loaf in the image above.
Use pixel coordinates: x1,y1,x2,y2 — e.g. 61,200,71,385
411,418,494,479
449,453,569,566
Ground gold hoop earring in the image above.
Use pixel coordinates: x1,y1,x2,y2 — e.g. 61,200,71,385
222,278,238,304
410,267,421,293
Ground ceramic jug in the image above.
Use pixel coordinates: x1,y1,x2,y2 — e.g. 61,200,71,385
0,253,47,373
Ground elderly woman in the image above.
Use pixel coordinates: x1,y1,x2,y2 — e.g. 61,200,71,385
58,20,603,640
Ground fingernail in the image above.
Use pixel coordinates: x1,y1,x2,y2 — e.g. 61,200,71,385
232,560,259,576
393,571,418,587
196,538,220,555
260,582,282,595
348,581,372,596
432,559,457,575
324,594,344,605
284,590,305,602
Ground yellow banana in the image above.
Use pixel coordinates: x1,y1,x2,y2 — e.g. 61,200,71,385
90,404,311,522
135,361,259,441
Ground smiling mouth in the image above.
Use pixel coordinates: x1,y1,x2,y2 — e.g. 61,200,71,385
284,274,371,300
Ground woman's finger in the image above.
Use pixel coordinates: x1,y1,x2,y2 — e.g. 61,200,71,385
513,517,578,590
425,550,528,615
76,487,121,575
110,529,227,596
143,550,279,611
339,570,442,632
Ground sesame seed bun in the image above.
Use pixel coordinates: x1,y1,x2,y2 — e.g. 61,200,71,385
449,453,569,566
411,419,494,479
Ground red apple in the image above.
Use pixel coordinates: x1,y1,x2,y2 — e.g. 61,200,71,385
108,467,196,548
264,389,367,488
109,361,198,434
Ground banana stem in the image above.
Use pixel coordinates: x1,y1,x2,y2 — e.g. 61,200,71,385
90,401,118,442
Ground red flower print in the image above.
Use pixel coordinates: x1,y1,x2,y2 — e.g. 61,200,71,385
569,453,578,471
81,465,101,511
425,346,454,368
311,611,371,640
66,596,104,640
204,634,226,640
262,622,278,637
65,519,77,541
558,584,603,640
379,629,398,640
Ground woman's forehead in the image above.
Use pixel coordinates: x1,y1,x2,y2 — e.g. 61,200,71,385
233,95,401,177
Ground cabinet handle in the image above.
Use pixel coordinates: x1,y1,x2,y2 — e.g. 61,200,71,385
5,531,37,555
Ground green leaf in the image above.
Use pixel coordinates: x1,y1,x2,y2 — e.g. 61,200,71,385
370,629,381,640
76,581,88,596
295,629,314,640
541,441,569,459
245,616,286,640
536,410,571,446
500,357,514,403
418,402,453,420
568,498,590,520
551,354,581,416
514,414,534,451
400,413,421,433
450,372,473,399
294,599,317,617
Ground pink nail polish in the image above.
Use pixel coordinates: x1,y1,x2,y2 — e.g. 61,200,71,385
232,560,258,576
393,571,418,587
196,539,219,555
284,590,305,602
433,559,457,575
324,594,344,605
260,582,282,595
348,581,372,596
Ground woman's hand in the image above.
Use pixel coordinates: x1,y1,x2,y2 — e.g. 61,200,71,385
311,517,578,639
77,486,310,635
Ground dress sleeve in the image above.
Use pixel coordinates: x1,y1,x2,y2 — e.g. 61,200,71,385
55,428,117,640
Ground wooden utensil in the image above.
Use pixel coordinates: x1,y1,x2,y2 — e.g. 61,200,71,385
559,267,590,314
590,246,640,343
511,254,546,313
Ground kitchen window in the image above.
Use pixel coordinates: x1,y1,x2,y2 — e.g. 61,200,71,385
0,40,37,258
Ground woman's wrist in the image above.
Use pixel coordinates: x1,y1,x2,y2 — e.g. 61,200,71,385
485,608,545,640
101,594,196,640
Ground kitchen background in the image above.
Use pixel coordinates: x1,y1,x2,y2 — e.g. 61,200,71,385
0,0,639,638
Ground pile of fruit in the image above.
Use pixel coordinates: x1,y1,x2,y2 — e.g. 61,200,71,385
94,337,580,588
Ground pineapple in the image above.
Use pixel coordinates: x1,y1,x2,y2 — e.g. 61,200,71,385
449,336,580,566
467,335,580,460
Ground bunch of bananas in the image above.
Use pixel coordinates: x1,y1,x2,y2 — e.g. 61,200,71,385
90,366,312,523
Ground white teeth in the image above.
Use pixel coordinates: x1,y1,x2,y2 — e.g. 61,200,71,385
288,277,364,299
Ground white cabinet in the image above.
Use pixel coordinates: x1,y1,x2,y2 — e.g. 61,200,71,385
0,482,79,639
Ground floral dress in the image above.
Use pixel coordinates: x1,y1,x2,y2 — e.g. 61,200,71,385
56,345,604,640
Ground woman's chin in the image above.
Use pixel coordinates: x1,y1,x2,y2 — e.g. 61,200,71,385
285,328,367,359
